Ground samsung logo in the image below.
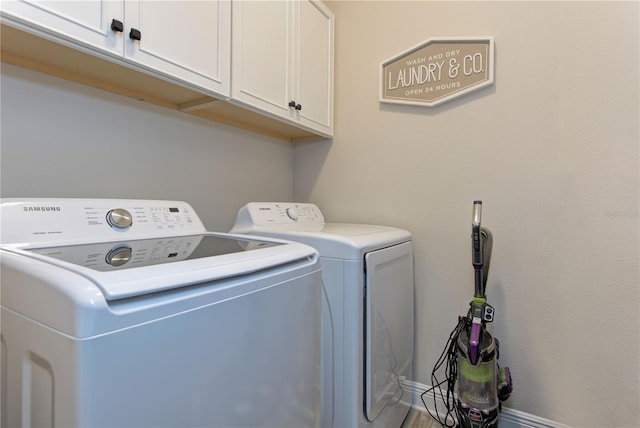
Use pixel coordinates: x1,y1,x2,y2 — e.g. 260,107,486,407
23,206,61,212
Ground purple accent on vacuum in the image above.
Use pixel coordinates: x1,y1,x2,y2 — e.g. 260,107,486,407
469,320,481,365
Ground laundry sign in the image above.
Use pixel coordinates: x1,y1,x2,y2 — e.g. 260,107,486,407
380,37,494,107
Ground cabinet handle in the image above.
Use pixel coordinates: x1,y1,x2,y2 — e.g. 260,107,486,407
288,101,302,111
129,28,142,41
110,19,124,33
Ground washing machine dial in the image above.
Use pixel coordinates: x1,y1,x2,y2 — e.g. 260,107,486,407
106,208,133,229
286,207,298,221
105,246,132,267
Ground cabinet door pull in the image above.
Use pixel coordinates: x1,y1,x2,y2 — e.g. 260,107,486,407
288,101,297,108
129,28,142,41
110,19,124,33
295,104,302,111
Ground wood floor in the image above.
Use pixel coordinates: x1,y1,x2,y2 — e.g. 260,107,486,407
401,409,439,428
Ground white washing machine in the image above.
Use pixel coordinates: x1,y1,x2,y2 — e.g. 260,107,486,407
231,202,414,428
1,198,323,428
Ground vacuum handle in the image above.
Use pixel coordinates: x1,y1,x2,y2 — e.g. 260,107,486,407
472,201,483,266
472,200,482,228
472,201,484,297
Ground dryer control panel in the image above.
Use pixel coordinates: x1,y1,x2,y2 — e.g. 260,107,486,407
232,202,324,231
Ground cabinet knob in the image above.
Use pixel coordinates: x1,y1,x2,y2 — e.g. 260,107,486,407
129,28,142,41
110,19,124,33
295,103,302,111
288,100,297,108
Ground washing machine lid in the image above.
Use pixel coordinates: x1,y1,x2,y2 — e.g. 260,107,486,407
4,232,315,301
1,199,318,301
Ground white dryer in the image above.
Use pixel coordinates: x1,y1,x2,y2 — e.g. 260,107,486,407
1,198,323,428
231,202,414,428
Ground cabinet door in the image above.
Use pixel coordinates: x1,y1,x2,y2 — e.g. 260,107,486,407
231,0,294,119
124,0,230,96
295,0,333,136
1,0,124,56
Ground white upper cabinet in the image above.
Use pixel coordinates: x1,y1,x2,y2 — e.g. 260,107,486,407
1,0,333,140
123,1,230,96
295,0,333,136
1,0,231,97
0,0,124,55
231,0,334,137
231,0,292,119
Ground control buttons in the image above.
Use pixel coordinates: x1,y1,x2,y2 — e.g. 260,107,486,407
286,207,298,221
105,245,132,267
106,208,133,229
483,304,495,322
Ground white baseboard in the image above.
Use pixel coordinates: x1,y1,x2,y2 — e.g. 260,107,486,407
401,379,570,428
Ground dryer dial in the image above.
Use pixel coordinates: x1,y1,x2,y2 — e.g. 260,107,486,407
286,207,299,221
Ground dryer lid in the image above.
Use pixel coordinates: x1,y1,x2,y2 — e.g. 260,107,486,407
235,224,409,259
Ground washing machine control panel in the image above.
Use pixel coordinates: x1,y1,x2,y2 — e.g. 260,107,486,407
235,202,325,228
0,199,207,246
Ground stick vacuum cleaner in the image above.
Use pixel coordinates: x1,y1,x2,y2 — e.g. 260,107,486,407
422,201,513,428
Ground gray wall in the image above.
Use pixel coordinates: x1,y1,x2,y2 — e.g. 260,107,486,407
1,64,294,231
295,1,639,426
